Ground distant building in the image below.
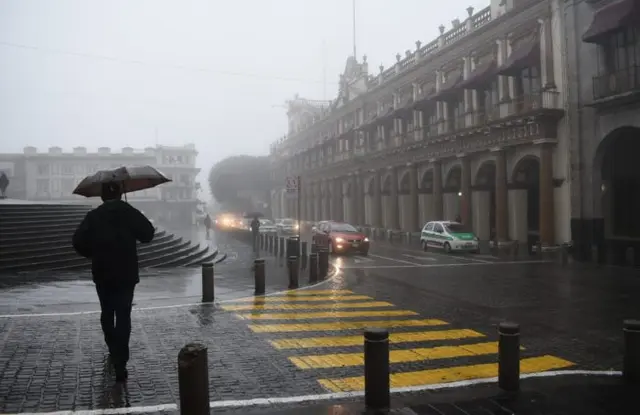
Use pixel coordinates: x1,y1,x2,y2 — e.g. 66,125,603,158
0,144,201,227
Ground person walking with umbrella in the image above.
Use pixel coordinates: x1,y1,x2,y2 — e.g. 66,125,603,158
71,166,169,382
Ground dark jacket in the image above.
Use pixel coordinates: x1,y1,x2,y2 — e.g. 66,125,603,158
72,200,155,287
250,218,260,234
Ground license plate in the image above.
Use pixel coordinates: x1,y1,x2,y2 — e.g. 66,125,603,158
465,243,473,247
352,243,360,247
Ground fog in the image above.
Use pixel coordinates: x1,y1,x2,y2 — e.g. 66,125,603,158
0,0,488,199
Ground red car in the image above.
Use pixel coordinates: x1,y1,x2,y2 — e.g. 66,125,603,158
312,221,370,255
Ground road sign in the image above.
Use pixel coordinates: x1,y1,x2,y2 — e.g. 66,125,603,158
286,176,299,193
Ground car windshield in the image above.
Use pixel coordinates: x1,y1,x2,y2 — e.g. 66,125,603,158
282,219,294,224
445,223,469,233
331,223,357,232
260,219,273,225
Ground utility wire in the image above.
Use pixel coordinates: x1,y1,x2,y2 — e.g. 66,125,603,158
0,40,337,85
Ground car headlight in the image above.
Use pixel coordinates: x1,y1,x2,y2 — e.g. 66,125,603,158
363,237,369,242
335,237,344,243
294,224,299,229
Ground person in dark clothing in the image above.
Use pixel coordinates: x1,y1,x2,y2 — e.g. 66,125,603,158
250,217,260,252
72,181,155,382
204,214,212,238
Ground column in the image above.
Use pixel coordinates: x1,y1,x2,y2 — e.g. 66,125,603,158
432,160,444,220
314,182,321,221
408,163,420,231
356,172,366,225
538,18,556,90
539,143,555,246
460,156,472,227
332,178,342,221
350,174,358,224
322,180,331,220
389,167,400,229
494,149,509,242
373,171,383,227
496,39,510,102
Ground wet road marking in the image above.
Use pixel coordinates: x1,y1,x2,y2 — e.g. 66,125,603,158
290,342,500,369
238,310,418,320
221,301,394,311
334,259,552,270
248,319,448,333
402,254,437,261
368,253,423,266
318,355,575,392
230,295,374,303
269,329,486,349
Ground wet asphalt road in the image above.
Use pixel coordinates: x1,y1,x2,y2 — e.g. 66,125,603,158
0,230,638,413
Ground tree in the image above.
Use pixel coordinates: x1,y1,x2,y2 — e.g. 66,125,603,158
208,155,272,212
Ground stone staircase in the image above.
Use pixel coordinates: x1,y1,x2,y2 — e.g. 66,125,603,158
0,200,217,273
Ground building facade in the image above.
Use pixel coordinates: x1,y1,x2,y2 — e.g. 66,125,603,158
563,0,640,263
270,0,568,251
0,144,201,226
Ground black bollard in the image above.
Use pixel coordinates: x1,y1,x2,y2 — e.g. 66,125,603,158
201,263,214,303
498,322,520,392
309,253,318,283
178,343,210,415
301,241,308,270
364,328,390,410
318,249,329,280
254,258,265,295
288,256,299,289
624,319,640,383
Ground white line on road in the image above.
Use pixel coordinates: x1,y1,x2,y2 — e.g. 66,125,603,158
402,254,437,261
8,370,621,415
368,253,423,266
336,260,551,270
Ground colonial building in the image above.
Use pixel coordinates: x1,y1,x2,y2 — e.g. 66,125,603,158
0,144,201,226
563,0,640,263
270,0,568,251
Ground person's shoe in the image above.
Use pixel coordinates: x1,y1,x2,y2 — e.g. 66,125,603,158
114,367,128,382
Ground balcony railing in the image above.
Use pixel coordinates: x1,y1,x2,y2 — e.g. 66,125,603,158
503,91,561,118
593,66,640,101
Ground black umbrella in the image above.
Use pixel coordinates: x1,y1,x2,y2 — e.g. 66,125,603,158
73,165,171,198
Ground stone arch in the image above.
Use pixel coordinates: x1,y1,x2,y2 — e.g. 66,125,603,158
420,169,434,192
511,155,540,236
381,173,392,194
594,126,640,240
444,164,462,191
511,155,540,186
475,160,496,187
398,171,411,194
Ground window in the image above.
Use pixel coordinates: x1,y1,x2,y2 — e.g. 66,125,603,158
329,223,358,232
424,222,434,231
603,27,639,73
36,179,49,195
61,164,74,175
445,223,469,233
62,178,75,193
433,223,444,233
37,164,49,175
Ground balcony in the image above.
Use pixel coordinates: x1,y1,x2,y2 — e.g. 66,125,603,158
501,91,562,119
592,66,640,102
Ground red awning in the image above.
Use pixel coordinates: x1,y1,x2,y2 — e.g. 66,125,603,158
434,72,463,101
497,38,539,77
582,0,640,44
458,60,498,90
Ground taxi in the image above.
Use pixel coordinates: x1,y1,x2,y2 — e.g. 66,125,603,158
420,221,479,253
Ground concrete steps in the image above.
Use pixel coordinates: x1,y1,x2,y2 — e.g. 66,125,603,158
0,201,216,273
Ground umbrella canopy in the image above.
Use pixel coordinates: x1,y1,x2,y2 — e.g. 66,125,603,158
73,165,171,198
243,212,264,219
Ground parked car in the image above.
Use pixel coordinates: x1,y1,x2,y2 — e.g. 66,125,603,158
258,219,277,234
277,218,299,234
420,221,479,253
312,221,369,255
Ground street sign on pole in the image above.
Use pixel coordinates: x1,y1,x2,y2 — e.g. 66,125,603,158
285,176,299,197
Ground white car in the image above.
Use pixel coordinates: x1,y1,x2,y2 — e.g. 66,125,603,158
420,221,479,253
258,219,277,234
277,218,299,234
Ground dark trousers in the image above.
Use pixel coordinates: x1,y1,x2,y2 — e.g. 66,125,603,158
95,284,135,367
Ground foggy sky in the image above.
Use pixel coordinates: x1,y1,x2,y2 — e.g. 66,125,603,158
0,0,488,199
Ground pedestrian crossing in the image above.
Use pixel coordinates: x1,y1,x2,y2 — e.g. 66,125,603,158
221,290,575,393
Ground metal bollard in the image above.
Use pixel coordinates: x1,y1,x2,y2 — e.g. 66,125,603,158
178,343,210,415
318,249,329,280
498,322,520,392
201,263,214,303
624,319,640,383
309,253,318,283
301,241,308,270
288,256,299,289
364,328,390,410
512,241,519,260
254,258,265,295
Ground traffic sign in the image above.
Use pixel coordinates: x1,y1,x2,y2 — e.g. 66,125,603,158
286,176,299,193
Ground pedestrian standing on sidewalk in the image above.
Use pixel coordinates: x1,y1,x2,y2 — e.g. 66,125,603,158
204,213,212,239
72,181,155,383
250,216,261,252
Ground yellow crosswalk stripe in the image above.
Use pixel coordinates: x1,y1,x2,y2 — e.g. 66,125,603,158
279,290,354,295
270,329,486,349
228,295,373,303
289,342,500,369
221,301,394,311
237,310,418,320
248,319,448,333
318,355,575,392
